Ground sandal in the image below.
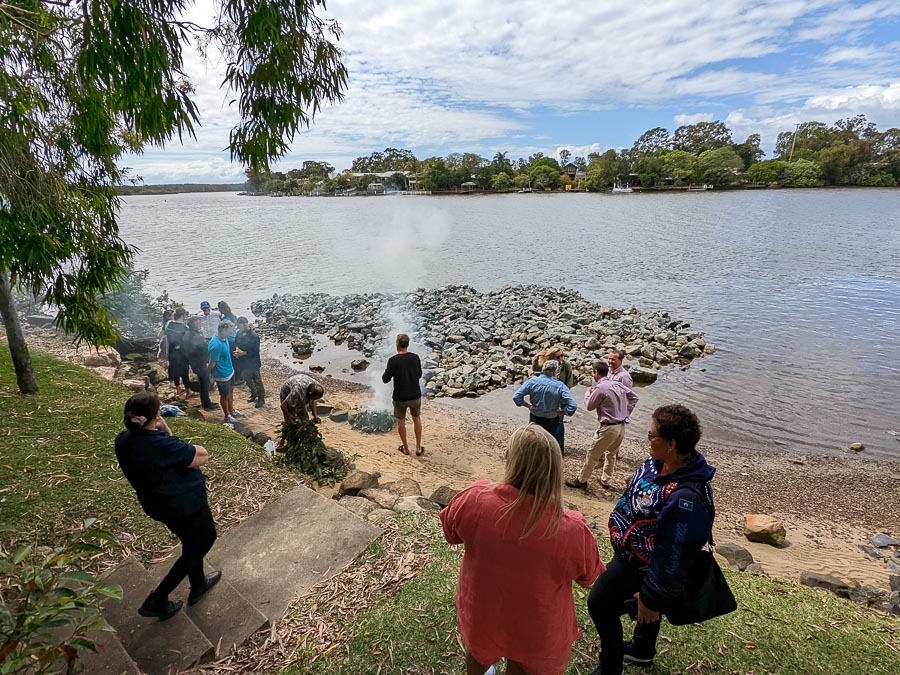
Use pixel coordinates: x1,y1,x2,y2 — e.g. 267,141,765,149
398,445,410,456
416,446,425,456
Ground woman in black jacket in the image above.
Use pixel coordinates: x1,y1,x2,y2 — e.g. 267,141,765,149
115,391,221,620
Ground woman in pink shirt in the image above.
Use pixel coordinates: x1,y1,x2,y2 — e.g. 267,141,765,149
441,424,606,674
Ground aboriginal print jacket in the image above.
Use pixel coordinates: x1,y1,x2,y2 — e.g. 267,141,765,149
609,453,716,611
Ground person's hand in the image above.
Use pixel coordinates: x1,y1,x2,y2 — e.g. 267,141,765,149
524,402,532,409
312,416,321,424
556,408,564,415
634,593,660,624
156,417,172,435
234,348,246,356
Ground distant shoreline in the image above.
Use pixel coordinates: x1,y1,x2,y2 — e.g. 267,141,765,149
115,183,244,196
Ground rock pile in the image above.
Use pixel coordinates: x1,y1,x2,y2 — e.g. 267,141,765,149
251,285,713,399
332,471,459,524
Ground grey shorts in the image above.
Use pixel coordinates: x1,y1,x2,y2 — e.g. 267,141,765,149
393,397,422,419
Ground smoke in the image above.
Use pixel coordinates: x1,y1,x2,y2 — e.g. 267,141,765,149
366,201,449,410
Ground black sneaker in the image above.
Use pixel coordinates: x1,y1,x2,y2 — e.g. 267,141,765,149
203,403,221,411
188,570,222,605
138,595,183,621
255,399,265,408
589,664,623,675
623,640,655,665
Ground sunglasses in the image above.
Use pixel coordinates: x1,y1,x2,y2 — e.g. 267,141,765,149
647,432,663,440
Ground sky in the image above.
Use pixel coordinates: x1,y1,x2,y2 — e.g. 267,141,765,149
128,0,900,184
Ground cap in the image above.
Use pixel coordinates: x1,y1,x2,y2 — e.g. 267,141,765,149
200,301,211,309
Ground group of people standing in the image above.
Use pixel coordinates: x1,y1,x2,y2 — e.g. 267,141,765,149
513,347,638,490
159,300,265,424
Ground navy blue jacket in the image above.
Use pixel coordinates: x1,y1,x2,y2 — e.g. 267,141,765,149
609,452,716,612
235,328,262,370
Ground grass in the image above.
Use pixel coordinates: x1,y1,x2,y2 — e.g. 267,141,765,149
278,517,900,675
0,347,299,563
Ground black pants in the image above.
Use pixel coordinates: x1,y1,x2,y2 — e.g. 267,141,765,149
168,354,190,388
529,412,565,453
151,501,217,599
190,362,212,408
588,553,661,670
244,368,265,400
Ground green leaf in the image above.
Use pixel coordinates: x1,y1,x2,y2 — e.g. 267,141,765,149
92,583,123,599
12,545,33,564
58,570,95,584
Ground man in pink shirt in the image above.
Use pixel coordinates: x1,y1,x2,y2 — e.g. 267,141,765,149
566,360,638,491
607,349,634,389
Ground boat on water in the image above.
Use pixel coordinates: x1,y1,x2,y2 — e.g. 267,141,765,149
687,184,714,191
611,182,633,193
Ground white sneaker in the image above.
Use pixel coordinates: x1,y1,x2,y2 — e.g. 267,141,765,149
225,415,237,424
232,410,245,417
485,667,496,675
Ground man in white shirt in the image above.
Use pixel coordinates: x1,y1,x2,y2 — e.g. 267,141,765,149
199,301,221,339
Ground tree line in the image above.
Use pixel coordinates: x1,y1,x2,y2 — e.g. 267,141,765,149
249,115,899,195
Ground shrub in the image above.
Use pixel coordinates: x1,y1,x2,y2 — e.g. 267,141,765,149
277,419,352,485
0,520,122,674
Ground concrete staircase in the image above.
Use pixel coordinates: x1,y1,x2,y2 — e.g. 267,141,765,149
86,485,381,674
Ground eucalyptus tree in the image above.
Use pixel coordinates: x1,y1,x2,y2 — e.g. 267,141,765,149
0,0,347,394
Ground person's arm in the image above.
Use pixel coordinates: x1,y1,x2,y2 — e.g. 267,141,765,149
626,387,639,415
381,357,393,384
280,399,294,423
415,355,422,381
207,339,217,371
512,380,532,408
572,517,606,587
307,398,320,422
639,487,712,613
584,384,604,412
560,384,577,416
188,445,209,468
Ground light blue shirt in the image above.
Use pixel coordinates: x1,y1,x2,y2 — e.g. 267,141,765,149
207,335,234,380
512,374,577,419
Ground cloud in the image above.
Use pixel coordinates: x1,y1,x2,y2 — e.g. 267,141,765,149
124,0,900,179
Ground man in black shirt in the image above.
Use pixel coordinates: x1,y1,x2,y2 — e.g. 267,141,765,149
382,333,423,456
234,317,265,408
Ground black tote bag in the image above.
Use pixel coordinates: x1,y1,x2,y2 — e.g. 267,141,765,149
664,548,737,625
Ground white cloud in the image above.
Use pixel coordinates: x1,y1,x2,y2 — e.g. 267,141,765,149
127,0,900,179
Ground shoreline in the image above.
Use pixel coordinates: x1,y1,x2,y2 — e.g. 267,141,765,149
8,324,900,590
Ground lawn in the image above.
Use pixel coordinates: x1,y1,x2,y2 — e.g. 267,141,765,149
0,347,298,563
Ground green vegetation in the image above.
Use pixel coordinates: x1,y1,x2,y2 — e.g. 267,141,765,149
252,114,899,196
115,184,245,196
277,419,352,486
0,348,297,557
0,0,347,395
279,517,900,675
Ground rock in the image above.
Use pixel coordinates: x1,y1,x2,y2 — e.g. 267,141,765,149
323,446,344,464
744,514,787,546
94,366,118,381
890,575,900,593
382,478,422,497
83,354,111,367
429,485,459,507
232,421,254,439
142,362,169,384
350,358,370,371
716,542,754,570
859,545,884,560
393,496,441,513
338,470,380,497
628,366,657,384
871,533,899,548
799,571,853,598
848,585,888,606
329,405,350,423
367,508,396,523
359,488,400,510
889,559,900,574
848,442,866,453
337,495,378,519
251,432,272,447
122,378,147,392
744,563,766,575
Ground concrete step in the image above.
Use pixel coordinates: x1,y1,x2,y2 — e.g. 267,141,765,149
146,560,269,659
102,558,213,675
211,485,381,622
54,624,142,675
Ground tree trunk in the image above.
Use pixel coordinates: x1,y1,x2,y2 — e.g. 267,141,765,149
0,269,39,395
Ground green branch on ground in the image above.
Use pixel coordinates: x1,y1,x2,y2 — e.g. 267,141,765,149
277,419,352,486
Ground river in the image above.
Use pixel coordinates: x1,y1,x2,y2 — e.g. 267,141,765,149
118,189,900,461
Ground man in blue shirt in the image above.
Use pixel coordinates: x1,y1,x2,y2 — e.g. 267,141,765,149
208,321,236,424
512,359,578,454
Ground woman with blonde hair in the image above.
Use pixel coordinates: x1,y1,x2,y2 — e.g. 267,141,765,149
441,424,605,674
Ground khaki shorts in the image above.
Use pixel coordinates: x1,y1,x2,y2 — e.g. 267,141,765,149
393,397,422,419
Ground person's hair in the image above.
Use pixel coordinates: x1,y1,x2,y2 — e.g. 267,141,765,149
307,383,325,400
123,391,160,431
652,404,702,457
396,333,410,349
497,424,563,539
173,306,187,320
592,360,609,376
218,320,234,337
541,359,559,377
537,345,564,367
608,348,625,361
218,301,233,317
187,316,201,331
162,309,174,323
237,316,249,326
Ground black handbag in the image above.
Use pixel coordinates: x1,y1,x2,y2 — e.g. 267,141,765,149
664,545,737,625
